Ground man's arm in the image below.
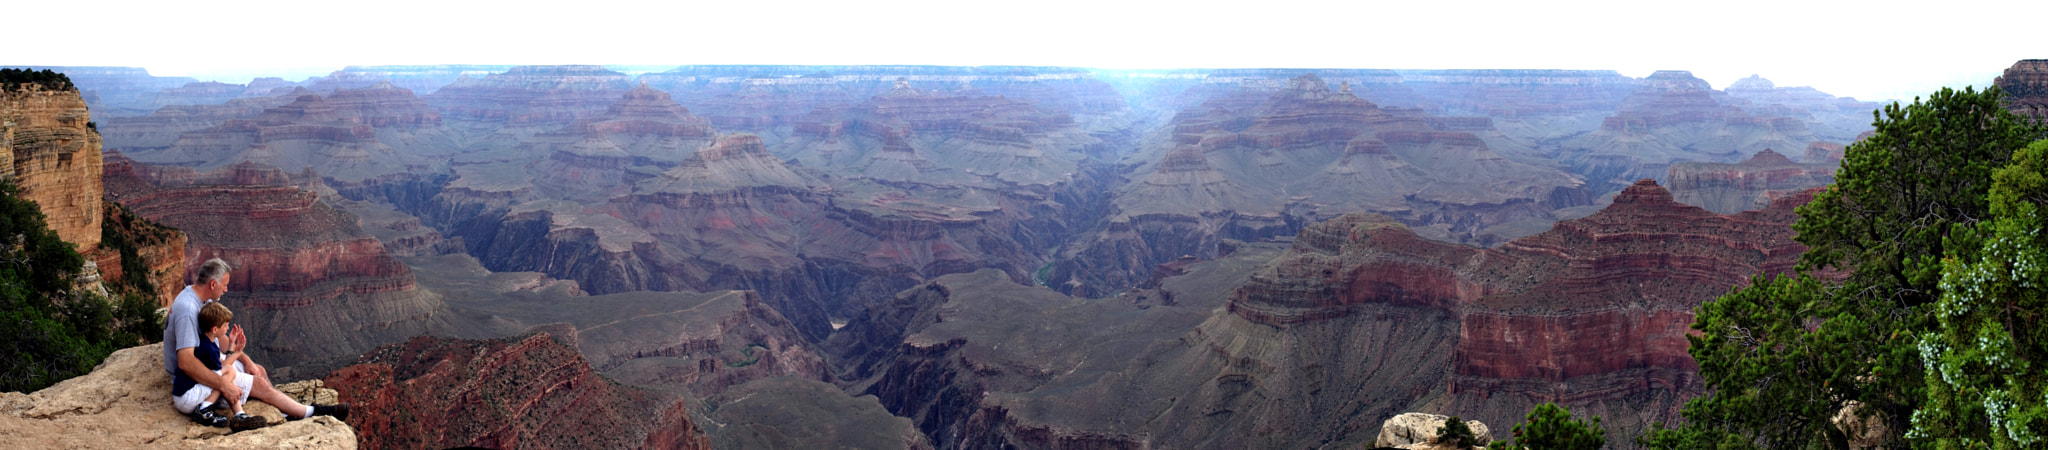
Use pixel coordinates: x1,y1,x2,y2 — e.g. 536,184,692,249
178,346,240,401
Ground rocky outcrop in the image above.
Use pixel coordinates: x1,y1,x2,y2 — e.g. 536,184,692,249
1997,59,2048,122
3,84,104,252
1376,413,1493,449
1666,147,1836,214
103,156,452,378
322,333,711,450
0,344,356,450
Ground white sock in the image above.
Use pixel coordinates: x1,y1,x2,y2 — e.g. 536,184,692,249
301,404,315,418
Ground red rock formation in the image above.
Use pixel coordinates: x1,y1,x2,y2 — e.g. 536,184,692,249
323,333,711,450
1997,59,2048,123
1667,147,1837,214
2,85,104,251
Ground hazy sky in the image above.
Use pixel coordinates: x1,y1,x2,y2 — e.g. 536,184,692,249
15,0,2043,101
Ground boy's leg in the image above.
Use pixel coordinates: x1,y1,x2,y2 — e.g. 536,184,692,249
238,361,310,418
231,370,254,413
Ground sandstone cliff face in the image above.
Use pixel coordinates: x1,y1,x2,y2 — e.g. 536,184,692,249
1722,75,1881,143
1667,148,1836,214
323,333,711,450
1998,59,2048,122
639,66,1130,133
3,85,104,252
0,344,356,450
103,156,452,378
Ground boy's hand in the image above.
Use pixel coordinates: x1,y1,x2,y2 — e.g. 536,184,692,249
227,324,246,353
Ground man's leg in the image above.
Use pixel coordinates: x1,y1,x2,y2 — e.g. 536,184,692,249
240,361,311,418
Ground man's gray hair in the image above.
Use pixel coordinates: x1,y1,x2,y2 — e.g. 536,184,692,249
195,258,232,285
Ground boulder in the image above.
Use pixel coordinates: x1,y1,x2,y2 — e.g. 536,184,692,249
1375,413,1491,449
0,343,356,450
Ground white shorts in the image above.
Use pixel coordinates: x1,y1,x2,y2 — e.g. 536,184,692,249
172,370,252,414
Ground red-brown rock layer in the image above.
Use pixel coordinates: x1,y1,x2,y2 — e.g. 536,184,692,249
323,333,711,450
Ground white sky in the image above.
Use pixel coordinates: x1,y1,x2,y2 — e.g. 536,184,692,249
12,0,2044,101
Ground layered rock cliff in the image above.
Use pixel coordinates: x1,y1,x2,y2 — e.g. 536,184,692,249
323,333,711,450
1998,59,2048,122
0,344,356,450
1667,148,1836,214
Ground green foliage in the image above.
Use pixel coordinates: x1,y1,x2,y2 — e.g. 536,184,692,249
1438,415,1483,449
0,180,160,393
0,68,74,92
1914,139,2048,448
1493,403,1605,450
1649,86,2048,449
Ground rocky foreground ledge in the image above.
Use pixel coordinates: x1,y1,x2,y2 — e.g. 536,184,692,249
0,344,356,449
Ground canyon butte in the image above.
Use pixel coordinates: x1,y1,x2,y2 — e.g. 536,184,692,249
13,60,2033,449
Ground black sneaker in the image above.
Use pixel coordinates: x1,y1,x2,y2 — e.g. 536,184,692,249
208,401,232,418
229,413,269,432
191,408,228,427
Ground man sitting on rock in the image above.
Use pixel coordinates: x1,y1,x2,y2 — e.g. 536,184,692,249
164,258,348,424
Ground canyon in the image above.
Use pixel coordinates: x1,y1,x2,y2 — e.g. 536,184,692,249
8,62,1935,448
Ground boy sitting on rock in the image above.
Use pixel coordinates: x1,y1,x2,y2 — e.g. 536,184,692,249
172,302,267,431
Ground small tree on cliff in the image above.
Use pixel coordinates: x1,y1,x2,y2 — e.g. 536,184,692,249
1642,87,2046,449
1493,403,1605,450
1438,416,1483,449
